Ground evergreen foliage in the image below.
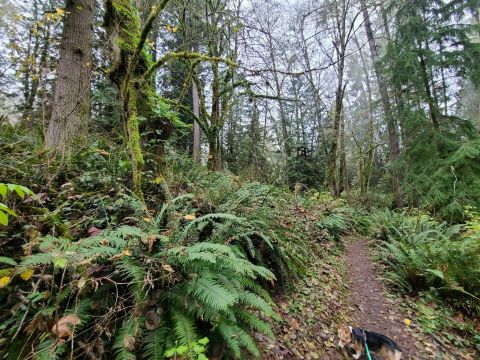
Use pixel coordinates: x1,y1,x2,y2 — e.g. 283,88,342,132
382,0,480,219
368,208,480,314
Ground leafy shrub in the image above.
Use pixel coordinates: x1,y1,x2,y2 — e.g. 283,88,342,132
157,153,310,282
0,183,34,226
315,212,349,240
401,119,480,222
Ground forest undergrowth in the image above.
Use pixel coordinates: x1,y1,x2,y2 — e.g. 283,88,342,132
1,128,480,359
0,131,358,359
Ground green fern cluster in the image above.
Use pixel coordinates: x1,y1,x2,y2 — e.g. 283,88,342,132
157,155,309,282
315,210,351,240
371,209,480,313
0,186,288,359
0,153,334,359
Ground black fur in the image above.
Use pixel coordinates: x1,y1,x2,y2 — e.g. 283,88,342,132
351,328,401,352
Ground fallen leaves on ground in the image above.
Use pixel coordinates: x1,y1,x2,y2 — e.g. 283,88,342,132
258,242,350,360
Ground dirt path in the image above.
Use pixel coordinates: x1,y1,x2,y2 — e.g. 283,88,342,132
345,238,433,359
259,238,444,360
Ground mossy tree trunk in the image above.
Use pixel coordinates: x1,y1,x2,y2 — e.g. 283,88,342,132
339,114,349,193
104,0,238,190
192,81,201,163
208,56,222,171
326,61,346,197
104,0,170,198
326,0,353,197
207,129,222,171
354,35,375,195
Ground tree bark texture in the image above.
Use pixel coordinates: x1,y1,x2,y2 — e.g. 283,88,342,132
104,0,171,198
45,0,94,154
192,82,201,162
327,56,346,196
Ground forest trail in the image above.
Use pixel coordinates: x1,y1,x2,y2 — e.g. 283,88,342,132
344,238,435,360
259,237,445,360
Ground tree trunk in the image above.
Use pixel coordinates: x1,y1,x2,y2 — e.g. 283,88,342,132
339,113,348,193
354,36,375,194
207,134,222,171
45,0,94,154
267,32,290,158
327,66,346,196
418,42,440,130
192,82,201,162
207,53,223,171
104,0,171,198
360,0,403,207
21,0,40,126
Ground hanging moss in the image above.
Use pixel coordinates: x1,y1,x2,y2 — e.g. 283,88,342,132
104,0,165,199
104,1,238,194
126,82,144,198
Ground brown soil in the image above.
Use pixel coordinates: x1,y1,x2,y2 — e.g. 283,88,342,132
259,238,443,360
344,238,435,359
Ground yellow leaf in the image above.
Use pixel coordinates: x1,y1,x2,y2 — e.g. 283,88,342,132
172,26,177,33
162,264,174,273
404,318,411,326
20,269,34,281
96,149,109,156
77,278,87,289
56,7,65,16
0,276,11,288
183,214,196,221
123,249,132,256
143,217,152,223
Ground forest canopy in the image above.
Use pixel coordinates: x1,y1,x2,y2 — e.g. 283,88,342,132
1,0,479,218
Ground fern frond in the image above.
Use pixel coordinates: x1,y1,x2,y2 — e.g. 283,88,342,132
20,253,54,267
235,308,274,338
35,339,67,360
236,327,260,357
238,291,274,316
113,316,142,360
180,213,245,242
217,322,242,359
171,309,198,346
116,258,146,303
189,275,237,311
143,324,169,360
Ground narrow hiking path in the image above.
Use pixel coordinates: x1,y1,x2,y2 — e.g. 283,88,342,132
344,238,438,360
259,236,452,360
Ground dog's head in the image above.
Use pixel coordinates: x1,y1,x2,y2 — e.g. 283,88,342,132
337,325,352,349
